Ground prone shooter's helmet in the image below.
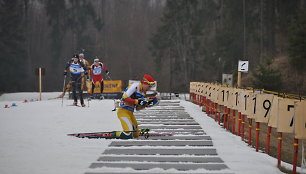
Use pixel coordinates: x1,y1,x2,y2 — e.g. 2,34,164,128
141,74,155,87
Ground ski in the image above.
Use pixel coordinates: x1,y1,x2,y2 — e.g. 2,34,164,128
68,132,116,139
48,96,61,100
67,129,172,139
68,129,149,137
66,104,81,107
68,132,172,139
66,104,87,107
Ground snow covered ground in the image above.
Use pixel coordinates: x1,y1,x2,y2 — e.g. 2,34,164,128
0,92,303,174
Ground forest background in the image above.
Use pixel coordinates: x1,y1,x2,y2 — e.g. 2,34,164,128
1,0,306,95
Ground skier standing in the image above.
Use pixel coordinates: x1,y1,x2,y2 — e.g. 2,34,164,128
90,58,109,98
79,53,91,91
79,53,91,69
115,74,156,139
64,54,88,107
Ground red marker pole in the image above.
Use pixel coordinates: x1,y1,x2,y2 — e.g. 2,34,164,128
214,103,217,115
238,112,242,136
266,126,272,154
203,96,206,112
241,114,245,141
217,106,221,125
255,122,260,152
211,102,214,115
206,98,209,114
223,107,227,129
209,100,212,115
293,138,298,174
211,102,216,115
205,99,208,114
206,99,209,115
198,95,200,105
192,93,194,101
191,93,194,103
277,132,283,168
227,108,231,130
207,100,210,115
214,103,218,121
203,96,206,107
232,110,236,134
202,96,206,112
248,119,252,145
199,95,201,106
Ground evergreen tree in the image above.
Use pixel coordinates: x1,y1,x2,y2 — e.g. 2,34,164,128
288,8,306,72
150,0,205,92
45,0,103,90
252,59,283,91
45,0,103,66
0,0,26,92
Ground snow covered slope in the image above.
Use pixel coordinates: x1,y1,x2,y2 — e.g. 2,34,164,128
0,92,297,174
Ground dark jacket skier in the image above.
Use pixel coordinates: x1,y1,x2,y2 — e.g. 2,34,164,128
64,54,88,107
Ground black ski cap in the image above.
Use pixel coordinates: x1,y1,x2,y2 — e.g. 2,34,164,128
73,54,79,59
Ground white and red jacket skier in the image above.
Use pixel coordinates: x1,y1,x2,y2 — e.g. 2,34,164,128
90,58,109,96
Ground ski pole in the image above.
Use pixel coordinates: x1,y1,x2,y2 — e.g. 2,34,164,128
106,73,112,80
76,75,85,81
87,97,91,107
112,99,117,111
62,75,66,107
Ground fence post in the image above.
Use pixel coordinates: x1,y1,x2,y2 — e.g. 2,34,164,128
214,103,218,121
241,114,245,141
199,95,201,106
207,99,210,115
256,122,260,152
277,132,283,168
212,102,215,115
266,126,272,154
203,96,206,112
238,112,242,136
227,108,231,130
248,118,252,146
293,138,298,174
232,110,236,134
218,108,221,125
223,106,227,129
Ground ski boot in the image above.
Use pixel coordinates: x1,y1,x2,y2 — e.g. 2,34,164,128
113,131,133,139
